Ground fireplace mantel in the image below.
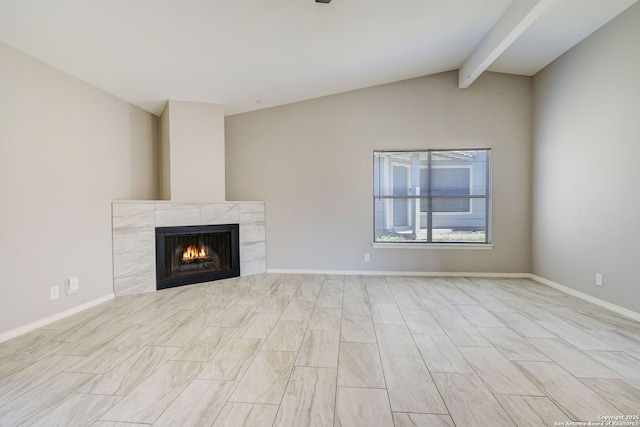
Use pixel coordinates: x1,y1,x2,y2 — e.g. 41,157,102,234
111,201,266,296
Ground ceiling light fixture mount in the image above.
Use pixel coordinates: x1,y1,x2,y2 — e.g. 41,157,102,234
316,0,331,3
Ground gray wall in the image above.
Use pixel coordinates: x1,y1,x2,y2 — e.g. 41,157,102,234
0,42,159,335
532,3,640,313
226,71,532,273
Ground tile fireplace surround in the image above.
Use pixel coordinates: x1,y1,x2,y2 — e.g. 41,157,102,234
112,201,266,296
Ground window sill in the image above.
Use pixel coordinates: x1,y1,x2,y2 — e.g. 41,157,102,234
371,243,494,250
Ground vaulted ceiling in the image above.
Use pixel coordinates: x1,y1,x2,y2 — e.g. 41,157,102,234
0,0,636,115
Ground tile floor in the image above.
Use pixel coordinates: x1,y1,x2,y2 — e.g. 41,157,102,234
1,274,639,426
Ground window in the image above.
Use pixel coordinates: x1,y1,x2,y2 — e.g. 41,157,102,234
373,149,490,244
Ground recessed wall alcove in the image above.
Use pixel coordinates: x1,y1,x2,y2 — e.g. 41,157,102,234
112,201,266,296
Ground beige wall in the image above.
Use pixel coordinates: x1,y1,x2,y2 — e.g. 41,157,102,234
0,42,159,335
226,71,532,273
532,3,640,312
159,102,171,200
162,100,226,202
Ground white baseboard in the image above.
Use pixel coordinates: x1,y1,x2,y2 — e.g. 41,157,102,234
529,275,640,322
0,293,115,343
266,268,529,278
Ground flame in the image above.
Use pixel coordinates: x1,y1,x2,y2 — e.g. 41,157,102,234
183,245,206,260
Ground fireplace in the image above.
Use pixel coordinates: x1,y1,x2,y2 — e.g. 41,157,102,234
155,224,240,290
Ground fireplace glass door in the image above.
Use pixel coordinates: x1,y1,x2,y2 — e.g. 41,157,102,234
155,224,240,290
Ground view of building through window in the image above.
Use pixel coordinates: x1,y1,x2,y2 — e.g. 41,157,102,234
373,149,490,244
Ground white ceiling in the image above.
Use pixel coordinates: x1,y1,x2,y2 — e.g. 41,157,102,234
0,0,636,116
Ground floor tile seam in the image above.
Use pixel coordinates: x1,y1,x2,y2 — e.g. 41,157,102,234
575,376,639,415
492,388,571,425
330,275,347,422
0,362,87,407
363,297,396,423
509,357,608,417
523,336,630,377
2,372,100,426
233,285,303,399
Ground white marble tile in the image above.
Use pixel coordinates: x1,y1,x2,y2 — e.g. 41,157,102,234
528,338,622,378
436,318,493,347
371,303,405,324
240,241,266,261
458,347,543,395
366,285,395,304
375,324,420,357
492,311,557,338
112,227,155,254
335,387,394,427
381,356,447,414
262,320,307,351
587,350,640,384
55,323,133,356
155,204,201,227
112,203,154,228
230,350,296,404
0,354,87,406
29,393,121,427
455,305,505,328
338,342,385,388
279,299,315,323
516,361,621,422
239,203,266,223
343,280,366,298
274,367,336,427
296,330,340,368
392,413,455,427
308,307,341,331
200,203,239,224
234,312,281,339
113,276,155,296
342,297,371,316
99,360,204,424
421,298,464,319
241,258,267,276
75,332,152,374
401,309,445,335
293,280,323,301
0,372,96,426
537,319,617,351
495,395,568,427
477,327,550,361
213,402,278,427
413,334,474,373
157,316,211,347
581,378,640,414
171,326,236,362
240,223,266,243
152,379,235,427
211,304,257,328
197,338,262,380
432,373,515,427
340,315,376,343
6,274,640,427
87,422,150,427
113,250,155,279
82,346,179,395
391,290,425,310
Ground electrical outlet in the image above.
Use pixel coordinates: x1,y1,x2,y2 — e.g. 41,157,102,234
364,253,370,262
66,277,79,294
50,286,59,300
595,273,603,286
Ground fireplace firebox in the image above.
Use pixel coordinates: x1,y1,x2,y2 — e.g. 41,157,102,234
155,224,240,290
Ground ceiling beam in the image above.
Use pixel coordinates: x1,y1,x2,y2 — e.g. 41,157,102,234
458,0,556,88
